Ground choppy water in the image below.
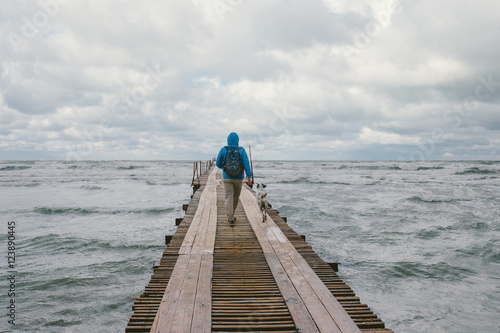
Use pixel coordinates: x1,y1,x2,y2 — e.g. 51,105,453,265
1,160,499,333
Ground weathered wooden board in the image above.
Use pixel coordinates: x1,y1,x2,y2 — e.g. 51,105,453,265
150,168,218,333
240,186,362,333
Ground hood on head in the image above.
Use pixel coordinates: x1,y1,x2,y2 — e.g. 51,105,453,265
227,132,239,147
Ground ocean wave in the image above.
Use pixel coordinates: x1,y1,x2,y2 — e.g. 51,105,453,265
118,165,146,170
407,196,443,203
456,167,497,175
477,160,500,165
417,166,445,171
26,233,162,253
278,177,350,185
62,162,99,170
0,180,40,187
415,229,441,239
488,251,500,264
79,185,104,191
406,196,471,204
33,206,174,215
384,261,475,281
456,243,500,264
34,207,95,215
0,165,32,171
280,177,310,184
338,165,402,171
141,208,175,215
1,160,36,164
30,276,98,291
459,220,491,231
478,176,499,180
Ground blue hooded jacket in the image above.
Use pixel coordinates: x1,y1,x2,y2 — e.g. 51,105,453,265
216,132,252,180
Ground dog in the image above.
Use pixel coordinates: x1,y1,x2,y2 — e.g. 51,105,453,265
255,183,269,222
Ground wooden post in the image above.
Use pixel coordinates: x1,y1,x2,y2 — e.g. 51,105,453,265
165,235,173,245
192,161,197,185
327,262,340,272
192,184,200,195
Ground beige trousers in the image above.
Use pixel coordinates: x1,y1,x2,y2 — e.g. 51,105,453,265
223,179,243,222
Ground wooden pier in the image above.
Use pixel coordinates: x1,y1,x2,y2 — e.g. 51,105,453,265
126,165,393,333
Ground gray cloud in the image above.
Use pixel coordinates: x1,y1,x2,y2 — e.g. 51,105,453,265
0,0,499,160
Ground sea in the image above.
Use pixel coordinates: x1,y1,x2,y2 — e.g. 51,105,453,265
0,160,499,333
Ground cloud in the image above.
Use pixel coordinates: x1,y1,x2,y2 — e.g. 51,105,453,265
0,0,499,160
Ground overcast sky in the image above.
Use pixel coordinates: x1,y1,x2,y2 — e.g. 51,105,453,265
1,0,499,160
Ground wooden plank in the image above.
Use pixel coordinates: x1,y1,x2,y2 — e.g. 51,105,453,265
255,217,338,332
239,189,320,332
179,188,210,255
201,185,218,252
265,253,321,333
150,254,190,332
211,173,299,332
240,186,362,333
196,179,218,255
191,253,213,332
267,231,341,332
269,225,362,333
191,176,217,332
127,164,215,333
150,168,218,333
170,254,203,332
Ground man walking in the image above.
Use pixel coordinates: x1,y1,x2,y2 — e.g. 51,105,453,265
216,132,252,226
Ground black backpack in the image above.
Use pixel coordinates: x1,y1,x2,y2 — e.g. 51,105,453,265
223,146,243,177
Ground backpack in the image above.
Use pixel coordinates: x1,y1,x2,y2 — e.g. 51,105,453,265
223,146,243,177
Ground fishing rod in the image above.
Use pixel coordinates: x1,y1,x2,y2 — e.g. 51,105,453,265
249,145,254,188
